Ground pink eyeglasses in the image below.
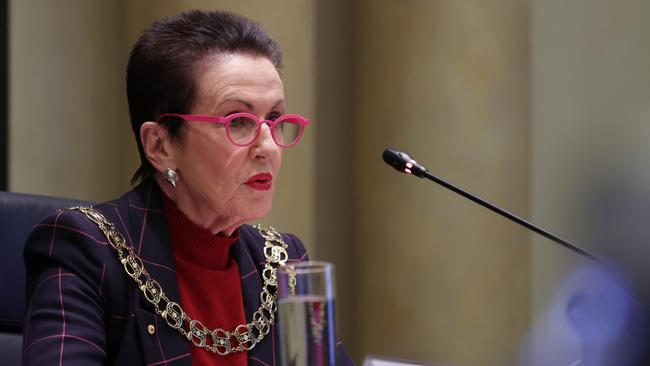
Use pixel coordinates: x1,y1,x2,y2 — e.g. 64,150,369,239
157,112,311,148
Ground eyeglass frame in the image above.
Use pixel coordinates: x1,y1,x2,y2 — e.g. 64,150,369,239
157,112,311,148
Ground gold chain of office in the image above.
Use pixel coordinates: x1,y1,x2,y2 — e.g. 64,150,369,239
67,206,295,356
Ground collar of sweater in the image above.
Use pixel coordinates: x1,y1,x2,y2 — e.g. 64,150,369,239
162,194,240,270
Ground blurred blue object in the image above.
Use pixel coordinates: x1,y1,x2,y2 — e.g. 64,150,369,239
566,266,646,366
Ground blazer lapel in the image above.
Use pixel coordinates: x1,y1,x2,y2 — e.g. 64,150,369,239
124,180,183,304
122,180,191,364
231,227,264,318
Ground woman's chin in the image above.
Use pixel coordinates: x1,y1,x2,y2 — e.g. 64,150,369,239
241,199,273,223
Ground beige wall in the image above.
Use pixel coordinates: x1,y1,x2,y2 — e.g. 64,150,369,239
9,0,128,201
350,1,530,364
312,0,356,352
528,0,650,364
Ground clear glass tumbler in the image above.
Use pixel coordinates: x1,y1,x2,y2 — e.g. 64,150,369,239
278,261,337,366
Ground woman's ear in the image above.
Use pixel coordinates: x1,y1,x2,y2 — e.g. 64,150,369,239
140,122,179,173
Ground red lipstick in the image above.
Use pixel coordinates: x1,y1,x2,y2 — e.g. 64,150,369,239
244,172,273,191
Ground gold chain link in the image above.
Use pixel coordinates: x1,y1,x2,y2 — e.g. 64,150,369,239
65,206,289,356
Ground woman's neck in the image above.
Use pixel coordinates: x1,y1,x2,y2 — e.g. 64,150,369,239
156,176,245,236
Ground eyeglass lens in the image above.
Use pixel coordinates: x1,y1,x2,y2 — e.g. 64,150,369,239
228,116,302,146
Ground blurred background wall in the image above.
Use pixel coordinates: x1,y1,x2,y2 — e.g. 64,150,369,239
9,1,127,200
7,0,650,365
350,1,529,365
527,0,650,365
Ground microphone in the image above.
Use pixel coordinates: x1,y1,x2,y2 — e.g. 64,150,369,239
382,147,603,263
382,148,429,178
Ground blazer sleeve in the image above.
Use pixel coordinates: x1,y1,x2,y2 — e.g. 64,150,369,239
23,209,109,365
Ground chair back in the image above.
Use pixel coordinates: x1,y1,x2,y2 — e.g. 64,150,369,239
0,191,91,365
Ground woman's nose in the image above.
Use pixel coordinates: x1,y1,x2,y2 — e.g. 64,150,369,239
251,123,278,158
259,123,275,145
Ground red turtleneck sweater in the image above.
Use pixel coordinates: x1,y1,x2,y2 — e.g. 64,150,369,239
163,195,248,366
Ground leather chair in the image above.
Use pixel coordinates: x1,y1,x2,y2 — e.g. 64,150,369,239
0,191,91,365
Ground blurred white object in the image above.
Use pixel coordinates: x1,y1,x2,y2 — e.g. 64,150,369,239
363,356,439,366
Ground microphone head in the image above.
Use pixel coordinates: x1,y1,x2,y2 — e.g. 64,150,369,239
383,148,409,168
382,148,427,177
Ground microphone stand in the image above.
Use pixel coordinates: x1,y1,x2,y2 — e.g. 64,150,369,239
383,148,603,263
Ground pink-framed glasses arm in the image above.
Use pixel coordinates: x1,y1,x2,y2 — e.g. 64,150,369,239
157,113,228,124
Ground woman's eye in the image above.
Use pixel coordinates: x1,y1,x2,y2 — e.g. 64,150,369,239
229,117,248,128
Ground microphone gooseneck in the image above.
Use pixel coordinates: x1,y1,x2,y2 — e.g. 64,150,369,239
382,147,603,263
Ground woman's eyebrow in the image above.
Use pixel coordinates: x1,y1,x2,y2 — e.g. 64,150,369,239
212,97,252,112
235,98,254,110
271,100,285,110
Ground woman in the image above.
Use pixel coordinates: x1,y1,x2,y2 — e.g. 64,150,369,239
23,10,353,365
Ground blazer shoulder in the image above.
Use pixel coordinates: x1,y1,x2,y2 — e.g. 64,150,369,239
26,207,110,253
283,232,309,261
24,207,114,297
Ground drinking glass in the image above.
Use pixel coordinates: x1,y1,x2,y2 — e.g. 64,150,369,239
278,261,337,366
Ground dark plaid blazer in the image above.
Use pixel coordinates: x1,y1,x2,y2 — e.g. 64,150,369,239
23,179,354,365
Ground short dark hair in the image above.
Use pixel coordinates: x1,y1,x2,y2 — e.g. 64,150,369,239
126,10,283,183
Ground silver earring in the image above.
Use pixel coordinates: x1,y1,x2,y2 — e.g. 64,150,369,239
164,168,179,188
